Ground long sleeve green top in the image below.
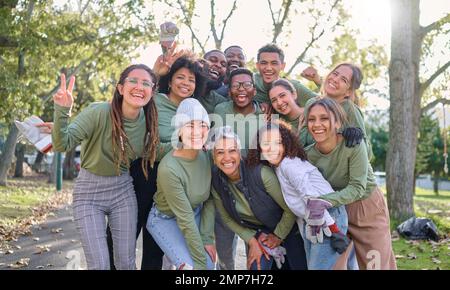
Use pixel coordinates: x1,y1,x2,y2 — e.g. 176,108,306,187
213,101,264,156
253,73,317,106
196,90,228,114
305,140,377,207
153,150,214,270
53,102,147,176
154,93,178,144
212,166,296,243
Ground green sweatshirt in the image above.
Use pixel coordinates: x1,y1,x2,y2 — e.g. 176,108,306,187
196,90,228,114
305,140,377,207
253,73,317,106
213,101,264,156
154,93,178,144
212,166,296,243
154,150,214,270
53,102,148,176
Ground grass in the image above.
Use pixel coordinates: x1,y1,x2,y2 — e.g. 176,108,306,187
0,176,73,228
380,187,450,270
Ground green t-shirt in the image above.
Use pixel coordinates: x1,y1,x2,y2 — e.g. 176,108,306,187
53,102,147,176
196,90,228,114
212,165,296,243
154,150,214,270
253,73,317,106
305,140,377,207
154,93,178,144
213,101,264,156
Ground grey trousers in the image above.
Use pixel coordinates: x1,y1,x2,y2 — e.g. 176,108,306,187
214,212,237,270
73,168,137,270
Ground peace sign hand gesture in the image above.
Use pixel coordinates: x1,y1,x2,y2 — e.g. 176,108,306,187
53,73,76,109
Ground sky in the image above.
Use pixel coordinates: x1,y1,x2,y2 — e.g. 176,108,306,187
134,0,449,124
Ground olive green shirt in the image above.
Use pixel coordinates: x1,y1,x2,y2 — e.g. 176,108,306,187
154,150,214,269
254,73,317,106
212,166,296,243
53,102,150,176
196,90,228,114
213,101,264,156
305,140,377,207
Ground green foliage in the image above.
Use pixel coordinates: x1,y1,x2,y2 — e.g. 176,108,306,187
0,0,158,123
369,125,389,171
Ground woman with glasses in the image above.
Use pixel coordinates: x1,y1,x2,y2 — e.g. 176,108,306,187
52,64,161,270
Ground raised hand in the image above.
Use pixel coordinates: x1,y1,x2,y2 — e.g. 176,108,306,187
53,73,76,109
153,42,188,77
300,66,321,86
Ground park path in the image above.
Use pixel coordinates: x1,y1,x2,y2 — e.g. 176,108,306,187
0,204,247,270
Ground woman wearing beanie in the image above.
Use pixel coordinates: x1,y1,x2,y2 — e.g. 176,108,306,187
146,98,216,270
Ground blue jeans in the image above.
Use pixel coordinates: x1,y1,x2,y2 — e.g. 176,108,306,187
146,204,215,270
249,255,274,270
301,206,348,270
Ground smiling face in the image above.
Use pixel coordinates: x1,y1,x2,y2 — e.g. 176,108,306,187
169,67,196,100
213,137,241,180
229,73,255,109
324,65,353,99
256,52,285,85
225,47,246,69
269,85,298,116
307,104,341,144
205,51,227,81
118,69,154,110
179,120,209,150
259,129,284,167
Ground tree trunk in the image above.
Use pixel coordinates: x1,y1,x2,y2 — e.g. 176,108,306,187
0,124,19,186
32,151,44,173
386,0,422,222
433,171,439,196
14,143,25,177
63,148,75,180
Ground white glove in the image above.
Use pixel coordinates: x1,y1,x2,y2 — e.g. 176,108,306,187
259,243,287,269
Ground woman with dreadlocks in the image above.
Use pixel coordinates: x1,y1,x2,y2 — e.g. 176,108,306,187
52,64,160,270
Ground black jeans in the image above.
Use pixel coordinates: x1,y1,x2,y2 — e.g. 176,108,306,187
107,159,163,270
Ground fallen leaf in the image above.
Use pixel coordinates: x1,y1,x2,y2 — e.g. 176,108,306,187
33,237,40,241
8,258,30,269
70,239,77,243
431,258,441,264
395,255,405,259
51,228,63,234
5,250,14,255
14,245,21,250
407,253,417,260
34,245,51,254
46,264,53,267
36,265,44,269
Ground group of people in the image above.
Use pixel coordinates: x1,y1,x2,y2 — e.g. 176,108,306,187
49,42,397,270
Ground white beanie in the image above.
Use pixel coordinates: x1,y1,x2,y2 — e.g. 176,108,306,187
173,98,210,130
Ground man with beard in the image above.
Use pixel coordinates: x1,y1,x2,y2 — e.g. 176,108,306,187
215,45,247,97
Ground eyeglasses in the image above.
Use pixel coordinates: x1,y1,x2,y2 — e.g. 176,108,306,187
125,77,154,88
230,81,253,90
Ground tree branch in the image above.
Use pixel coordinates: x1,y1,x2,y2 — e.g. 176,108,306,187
218,0,237,49
268,0,293,43
176,0,205,53
421,13,450,36
420,59,450,96
421,98,450,115
210,0,218,48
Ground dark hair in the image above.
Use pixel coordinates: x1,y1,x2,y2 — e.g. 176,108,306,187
158,56,207,99
229,68,254,84
224,45,244,55
306,97,349,130
322,63,364,105
246,121,307,168
203,49,225,59
269,78,296,95
257,43,285,63
111,64,159,179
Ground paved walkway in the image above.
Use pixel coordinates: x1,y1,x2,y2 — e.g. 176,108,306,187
1,206,247,270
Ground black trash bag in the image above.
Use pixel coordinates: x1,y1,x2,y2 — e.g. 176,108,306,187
397,217,440,241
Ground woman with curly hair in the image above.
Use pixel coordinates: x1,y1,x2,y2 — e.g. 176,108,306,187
246,121,349,270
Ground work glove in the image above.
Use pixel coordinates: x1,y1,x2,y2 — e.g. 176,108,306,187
305,209,334,244
341,127,363,148
305,198,333,226
330,232,350,254
258,242,287,269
